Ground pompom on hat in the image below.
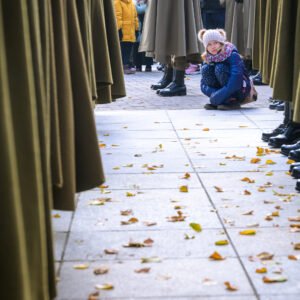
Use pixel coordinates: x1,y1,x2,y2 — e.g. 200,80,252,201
198,29,227,49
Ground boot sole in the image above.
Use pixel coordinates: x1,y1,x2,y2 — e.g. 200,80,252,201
159,91,187,97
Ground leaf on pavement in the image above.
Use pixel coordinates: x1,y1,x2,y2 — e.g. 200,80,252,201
88,291,100,300
135,267,151,273
241,177,255,183
179,185,189,192
121,217,139,225
265,159,276,165
143,221,157,226
243,190,251,195
167,210,186,222
73,264,89,270
256,267,267,274
214,186,224,192
256,252,274,260
242,210,254,215
104,249,118,255
120,209,133,216
189,222,202,232
94,266,109,275
209,251,225,260
181,172,191,179
141,256,162,263
215,240,229,246
184,233,195,240
224,281,238,291
288,216,300,222
262,276,287,283
239,229,256,235
95,283,114,290
126,192,136,197
250,158,261,164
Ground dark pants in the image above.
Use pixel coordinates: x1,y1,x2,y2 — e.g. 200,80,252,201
202,63,250,104
201,9,225,29
133,42,153,68
121,42,134,66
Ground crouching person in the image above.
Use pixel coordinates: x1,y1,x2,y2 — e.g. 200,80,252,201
199,29,257,110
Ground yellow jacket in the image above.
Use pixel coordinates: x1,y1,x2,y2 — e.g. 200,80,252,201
114,0,139,42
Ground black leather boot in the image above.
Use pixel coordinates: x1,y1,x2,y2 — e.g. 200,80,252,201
151,65,173,90
158,69,187,97
296,179,300,192
289,162,300,172
252,72,267,86
268,123,300,148
261,123,286,142
288,149,300,162
291,166,300,178
281,141,300,156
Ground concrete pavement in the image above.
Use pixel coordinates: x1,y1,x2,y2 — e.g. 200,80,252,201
54,68,300,300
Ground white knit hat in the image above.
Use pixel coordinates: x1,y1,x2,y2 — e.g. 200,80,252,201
198,29,227,49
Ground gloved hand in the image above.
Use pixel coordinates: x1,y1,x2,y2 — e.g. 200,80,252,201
135,30,139,41
118,29,123,40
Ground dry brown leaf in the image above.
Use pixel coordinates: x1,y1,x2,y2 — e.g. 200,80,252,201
294,243,300,250
143,221,157,226
262,276,287,283
167,210,186,222
288,255,300,260
290,224,300,228
94,266,109,275
202,128,210,131
120,209,133,216
88,291,100,300
99,143,106,148
174,205,186,210
258,187,266,192
214,186,224,192
104,249,118,255
243,190,251,195
141,256,162,263
209,251,225,260
224,281,238,291
52,213,61,218
257,252,274,260
181,172,191,179
241,177,255,183
288,216,300,222
121,217,139,225
242,210,254,215
135,267,151,273
265,215,273,221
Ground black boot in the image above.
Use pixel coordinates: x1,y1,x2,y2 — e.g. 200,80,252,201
158,69,187,97
151,65,173,90
281,141,300,156
289,162,300,172
268,123,300,148
288,149,300,162
261,123,286,142
296,179,300,192
252,72,267,86
291,166,300,179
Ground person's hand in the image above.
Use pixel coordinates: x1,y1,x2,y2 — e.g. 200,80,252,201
118,29,123,40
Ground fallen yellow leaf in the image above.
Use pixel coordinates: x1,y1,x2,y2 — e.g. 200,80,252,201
121,217,139,225
88,291,100,300
250,158,261,164
215,240,229,246
141,256,162,263
265,159,276,165
241,177,255,183
181,172,191,179
95,283,114,290
189,222,202,232
256,267,267,274
179,185,189,193
265,171,274,176
209,251,225,260
239,229,256,235
73,264,89,270
224,281,238,291
52,213,61,218
126,192,136,197
286,159,295,164
202,128,210,131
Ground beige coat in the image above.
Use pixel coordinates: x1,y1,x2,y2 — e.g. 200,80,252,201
139,0,203,64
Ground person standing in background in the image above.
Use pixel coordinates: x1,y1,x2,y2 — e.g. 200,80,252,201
133,0,153,72
114,0,139,74
201,0,226,29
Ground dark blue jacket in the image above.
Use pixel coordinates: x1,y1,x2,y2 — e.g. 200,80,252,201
201,51,248,105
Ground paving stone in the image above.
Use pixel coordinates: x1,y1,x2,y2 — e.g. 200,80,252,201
56,258,255,299
52,210,73,232
55,232,68,261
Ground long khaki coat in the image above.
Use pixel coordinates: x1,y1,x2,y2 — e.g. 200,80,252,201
139,0,203,64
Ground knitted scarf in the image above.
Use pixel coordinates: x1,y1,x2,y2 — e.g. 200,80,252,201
205,42,237,63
